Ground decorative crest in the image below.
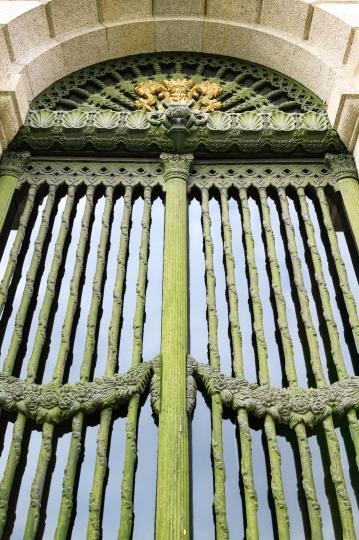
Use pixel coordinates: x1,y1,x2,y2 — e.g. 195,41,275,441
135,78,222,113
0,152,31,179
325,153,359,181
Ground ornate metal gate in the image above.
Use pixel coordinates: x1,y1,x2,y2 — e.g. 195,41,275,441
0,53,358,540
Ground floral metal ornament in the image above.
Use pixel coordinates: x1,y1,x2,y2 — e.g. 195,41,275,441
134,78,223,113
0,356,359,428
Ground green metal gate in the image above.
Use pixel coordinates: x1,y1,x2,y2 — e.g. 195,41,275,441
0,53,358,540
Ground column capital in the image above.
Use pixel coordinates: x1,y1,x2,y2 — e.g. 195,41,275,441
0,152,31,179
160,153,194,182
325,153,358,182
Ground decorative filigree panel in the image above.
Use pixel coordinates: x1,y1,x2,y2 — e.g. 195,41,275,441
30,52,325,115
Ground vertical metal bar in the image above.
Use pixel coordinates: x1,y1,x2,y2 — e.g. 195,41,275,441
21,186,77,539
26,186,77,381
258,187,323,539
53,185,95,384
0,175,19,235
324,154,359,251
201,187,229,540
0,152,30,235
117,186,151,540
277,188,327,387
87,185,133,539
297,187,356,539
336,176,359,250
238,187,290,540
316,186,359,461
1,186,58,535
155,153,192,540
219,187,259,540
297,188,349,381
81,185,132,540
316,187,359,351
53,186,95,538
278,181,351,525
52,186,113,540
2,185,58,376
0,184,38,313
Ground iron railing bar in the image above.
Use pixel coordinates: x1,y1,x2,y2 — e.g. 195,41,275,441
50,186,113,540
0,185,58,534
219,187,259,540
297,188,349,380
24,186,93,540
2,185,58,376
200,187,229,540
0,185,38,315
279,187,357,535
316,186,359,464
116,186,151,540
277,188,327,385
258,187,323,539
297,186,357,538
26,185,77,382
77,185,133,539
52,185,95,384
238,186,290,540
316,187,359,353
52,186,97,538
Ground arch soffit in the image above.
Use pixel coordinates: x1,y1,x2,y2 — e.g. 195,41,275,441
1,0,359,161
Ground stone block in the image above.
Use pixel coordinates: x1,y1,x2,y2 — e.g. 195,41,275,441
106,19,155,58
203,20,295,75
345,28,359,74
325,72,349,127
155,17,204,52
153,0,205,17
286,42,334,102
6,62,33,102
203,19,336,102
206,0,262,24
97,0,152,24
18,40,66,98
309,3,359,64
0,95,23,146
261,0,315,39
43,0,100,37
0,2,51,61
56,25,109,75
0,73,29,124
0,26,12,77
335,95,359,150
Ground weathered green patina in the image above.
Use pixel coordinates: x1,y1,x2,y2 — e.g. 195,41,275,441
0,51,359,540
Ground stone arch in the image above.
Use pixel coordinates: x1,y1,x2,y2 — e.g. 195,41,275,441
1,1,359,160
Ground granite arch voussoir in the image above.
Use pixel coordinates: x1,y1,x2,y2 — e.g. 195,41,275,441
1,2,359,157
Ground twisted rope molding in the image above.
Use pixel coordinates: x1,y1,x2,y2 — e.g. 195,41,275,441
0,355,358,429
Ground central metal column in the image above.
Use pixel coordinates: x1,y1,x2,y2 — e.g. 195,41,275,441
155,153,193,540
